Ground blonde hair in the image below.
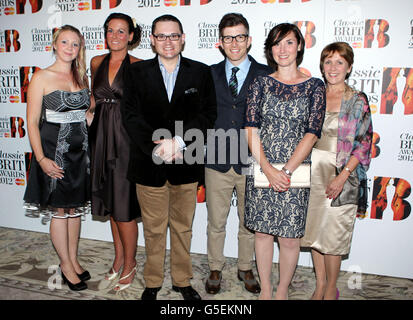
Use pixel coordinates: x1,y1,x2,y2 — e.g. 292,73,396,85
53,25,88,89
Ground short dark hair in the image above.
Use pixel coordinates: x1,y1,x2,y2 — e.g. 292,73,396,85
320,42,354,80
218,13,249,37
104,12,141,46
151,14,184,35
264,23,305,70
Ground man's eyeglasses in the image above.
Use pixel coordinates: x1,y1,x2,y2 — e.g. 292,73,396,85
152,33,182,41
221,34,249,44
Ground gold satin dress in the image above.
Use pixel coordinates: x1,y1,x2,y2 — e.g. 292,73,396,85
301,112,357,255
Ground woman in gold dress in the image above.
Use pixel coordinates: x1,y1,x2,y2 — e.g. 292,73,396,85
301,42,373,300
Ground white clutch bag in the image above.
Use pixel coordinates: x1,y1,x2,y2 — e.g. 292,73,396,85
253,163,311,188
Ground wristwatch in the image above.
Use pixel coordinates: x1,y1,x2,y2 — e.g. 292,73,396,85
281,167,292,177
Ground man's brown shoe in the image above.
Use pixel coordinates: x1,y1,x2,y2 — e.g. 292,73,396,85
205,270,222,294
237,270,261,294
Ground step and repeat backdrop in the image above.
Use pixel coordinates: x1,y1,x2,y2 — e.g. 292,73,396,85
1,0,412,279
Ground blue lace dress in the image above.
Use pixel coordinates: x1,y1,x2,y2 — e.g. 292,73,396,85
244,76,325,238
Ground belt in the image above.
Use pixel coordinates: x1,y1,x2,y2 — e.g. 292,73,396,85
95,98,119,104
45,109,86,124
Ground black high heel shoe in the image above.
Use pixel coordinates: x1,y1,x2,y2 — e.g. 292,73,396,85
77,270,91,282
60,269,87,291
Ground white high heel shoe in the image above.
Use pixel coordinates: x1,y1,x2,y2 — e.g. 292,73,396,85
97,267,122,290
114,264,137,292
105,267,121,281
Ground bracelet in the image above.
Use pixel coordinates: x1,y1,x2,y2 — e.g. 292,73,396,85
344,166,351,173
173,136,187,151
38,156,46,163
281,167,292,177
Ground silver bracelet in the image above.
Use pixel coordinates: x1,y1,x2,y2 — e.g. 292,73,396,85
281,167,292,177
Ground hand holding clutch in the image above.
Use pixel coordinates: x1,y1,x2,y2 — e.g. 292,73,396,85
254,163,311,188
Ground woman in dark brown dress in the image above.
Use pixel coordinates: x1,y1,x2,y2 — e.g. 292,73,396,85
87,13,141,292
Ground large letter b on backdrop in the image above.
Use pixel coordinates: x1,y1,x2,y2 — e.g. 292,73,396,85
371,177,411,221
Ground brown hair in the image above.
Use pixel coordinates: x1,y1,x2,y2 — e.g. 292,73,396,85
218,13,249,37
264,23,305,71
320,42,354,80
151,14,183,34
52,25,88,89
104,12,142,47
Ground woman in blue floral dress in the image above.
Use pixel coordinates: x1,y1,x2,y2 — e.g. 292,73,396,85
244,23,325,300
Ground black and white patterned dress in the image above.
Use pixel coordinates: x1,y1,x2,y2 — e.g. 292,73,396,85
24,89,90,216
244,76,325,238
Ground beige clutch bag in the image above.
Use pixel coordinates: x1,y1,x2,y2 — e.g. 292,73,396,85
254,163,311,188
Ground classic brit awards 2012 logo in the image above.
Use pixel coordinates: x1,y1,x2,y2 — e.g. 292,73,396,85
347,66,381,113
399,132,413,162
0,66,40,104
137,24,152,50
0,0,43,15
264,21,277,37
81,25,105,51
0,149,28,186
197,22,219,50
333,18,390,49
53,0,121,12
0,67,20,103
31,28,53,52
